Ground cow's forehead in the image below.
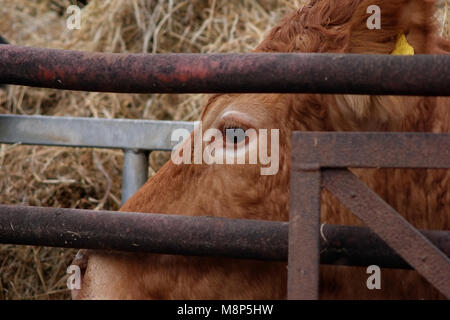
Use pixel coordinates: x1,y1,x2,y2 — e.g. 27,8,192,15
201,93,287,122
201,93,231,120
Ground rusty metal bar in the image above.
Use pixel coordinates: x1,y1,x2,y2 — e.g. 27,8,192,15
1,205,448,266
288,169,321,300
0,205,285,260
322,169,450,299
0,35,7,89
291,132,450,169
1,45,450,95
319,224,449,269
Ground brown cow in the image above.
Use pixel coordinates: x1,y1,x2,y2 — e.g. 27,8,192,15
72,0,450,299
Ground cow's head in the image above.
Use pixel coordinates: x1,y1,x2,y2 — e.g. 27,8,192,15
72,0,447,299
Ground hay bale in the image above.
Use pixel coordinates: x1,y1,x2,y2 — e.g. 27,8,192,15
0,0,297,300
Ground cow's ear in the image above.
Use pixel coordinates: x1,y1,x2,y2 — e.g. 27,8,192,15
346,0,439,54
326,0,441,129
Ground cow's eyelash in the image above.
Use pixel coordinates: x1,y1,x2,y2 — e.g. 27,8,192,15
218,117,251,134
216,118,249,145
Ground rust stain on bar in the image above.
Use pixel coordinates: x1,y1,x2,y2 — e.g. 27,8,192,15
1,45,450,95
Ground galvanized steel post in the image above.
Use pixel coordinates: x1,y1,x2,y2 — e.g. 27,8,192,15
121,149,149,205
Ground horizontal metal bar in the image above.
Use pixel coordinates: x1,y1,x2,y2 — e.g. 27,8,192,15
322,169,450,299
1,45,450,95
292,132,450,169
0,115,194,151
0,205,448,268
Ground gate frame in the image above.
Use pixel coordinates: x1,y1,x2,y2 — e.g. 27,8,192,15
0,114,194,204
1,48,449,299
2,122,449,299
288,132,450,299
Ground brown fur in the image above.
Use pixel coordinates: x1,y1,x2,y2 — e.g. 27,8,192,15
74,0,450,299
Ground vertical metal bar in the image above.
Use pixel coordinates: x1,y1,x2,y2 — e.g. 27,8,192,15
121,149,149,205
288,167,321,300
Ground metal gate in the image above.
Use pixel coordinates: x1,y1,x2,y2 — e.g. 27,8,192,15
0,45,449,299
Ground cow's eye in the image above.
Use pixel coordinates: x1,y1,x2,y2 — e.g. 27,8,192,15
224,126,246,144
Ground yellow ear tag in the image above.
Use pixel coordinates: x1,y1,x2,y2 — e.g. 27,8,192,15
391,33,414,55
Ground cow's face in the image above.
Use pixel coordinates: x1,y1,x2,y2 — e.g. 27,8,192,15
71,93,301,299
120,93,296,221
72,0,445,299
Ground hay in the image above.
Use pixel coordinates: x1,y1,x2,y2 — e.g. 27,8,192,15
0,0,448,300
0,0,298,300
